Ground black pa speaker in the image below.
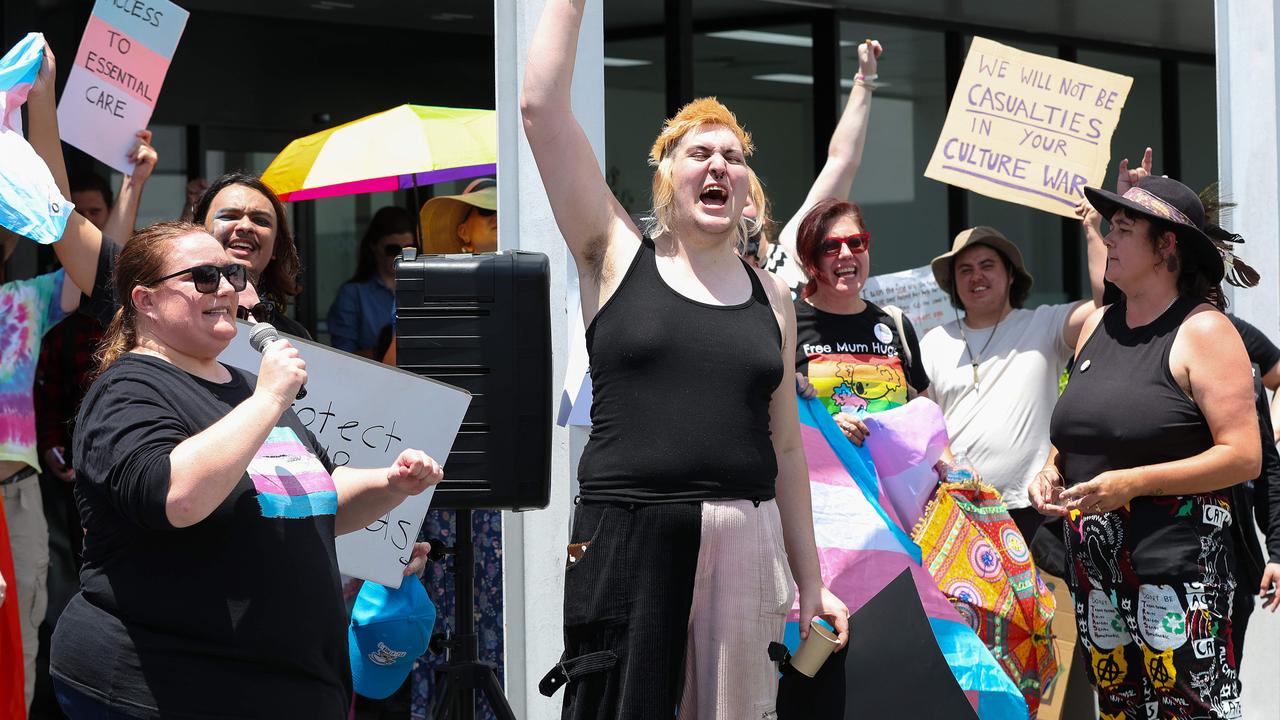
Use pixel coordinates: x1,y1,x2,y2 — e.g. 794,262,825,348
394,249,552,511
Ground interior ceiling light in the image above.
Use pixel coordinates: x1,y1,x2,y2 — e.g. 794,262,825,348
707,29,854,48
753,73,889,89
603,57,653,67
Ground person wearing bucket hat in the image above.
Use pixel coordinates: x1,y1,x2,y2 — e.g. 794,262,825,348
349,578,437,700
1033,162,1262,716
523,3,848,718
919,209,1107,544
419,178,497,255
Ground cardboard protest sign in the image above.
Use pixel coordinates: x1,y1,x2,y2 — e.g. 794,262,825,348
219,322,471,588
925,37,1133,218
861,264,951,335
57,0,189,174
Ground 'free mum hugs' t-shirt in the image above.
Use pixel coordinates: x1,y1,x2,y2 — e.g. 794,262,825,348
794,298,929,417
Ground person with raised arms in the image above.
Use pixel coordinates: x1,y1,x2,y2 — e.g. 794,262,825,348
521,2,848,718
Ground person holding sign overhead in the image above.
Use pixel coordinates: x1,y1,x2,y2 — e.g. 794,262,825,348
523,2,848,717
27,45,310,339
47,221,445,719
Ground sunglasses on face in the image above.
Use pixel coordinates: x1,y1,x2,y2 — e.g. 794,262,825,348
236,301,277,322
383,244,410,257
819,233,871,256
147,263,248,294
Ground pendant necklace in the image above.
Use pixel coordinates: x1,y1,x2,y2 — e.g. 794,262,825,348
959,310,1005,392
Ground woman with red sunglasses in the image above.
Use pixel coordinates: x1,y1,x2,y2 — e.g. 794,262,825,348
793,198,930,443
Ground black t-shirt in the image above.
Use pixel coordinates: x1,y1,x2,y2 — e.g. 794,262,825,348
82,240,312,339
1230,315,1280,564
51,354,349,719
794,298,929,416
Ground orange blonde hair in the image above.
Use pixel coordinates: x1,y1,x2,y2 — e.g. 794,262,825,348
647,98,755,239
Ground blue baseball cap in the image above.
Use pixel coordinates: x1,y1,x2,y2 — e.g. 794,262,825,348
348,578,436,699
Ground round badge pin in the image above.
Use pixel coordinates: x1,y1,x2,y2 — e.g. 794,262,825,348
873,322,893,344
1080,359,1092,372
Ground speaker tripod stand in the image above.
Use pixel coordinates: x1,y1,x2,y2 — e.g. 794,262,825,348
428,512,517,720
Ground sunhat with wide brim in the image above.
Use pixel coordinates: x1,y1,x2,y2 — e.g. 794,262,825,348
419,178,496,254
1083,176,1223,285
930,225,1034,298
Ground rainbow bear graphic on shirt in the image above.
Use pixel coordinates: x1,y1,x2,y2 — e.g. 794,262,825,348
248,427,338,518
807,353,910,416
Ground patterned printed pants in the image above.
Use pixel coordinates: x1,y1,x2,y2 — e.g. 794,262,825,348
1065,493,1242,719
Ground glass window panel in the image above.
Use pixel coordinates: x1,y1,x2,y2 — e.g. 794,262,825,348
1178,62,1218,196
604,35,665,221
844,22,949,275
693,24,814,228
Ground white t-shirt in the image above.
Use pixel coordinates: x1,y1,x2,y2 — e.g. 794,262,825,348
920,303,1078,509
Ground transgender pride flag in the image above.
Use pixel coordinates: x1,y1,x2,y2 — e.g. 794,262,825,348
789,396,1026,719
247,427,338,519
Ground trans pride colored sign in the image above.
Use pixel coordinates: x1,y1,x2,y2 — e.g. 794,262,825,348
925,38,1132,218
57,0,188,174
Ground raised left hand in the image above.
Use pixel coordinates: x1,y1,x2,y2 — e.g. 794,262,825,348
798,584,850,650
128,130,158,184
858,39,882,77
1059,469,1134,515
386,449,444,496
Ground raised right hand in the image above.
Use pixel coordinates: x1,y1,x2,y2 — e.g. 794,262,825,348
1116,147,1153,195
255,339,307,409
32,46,56,99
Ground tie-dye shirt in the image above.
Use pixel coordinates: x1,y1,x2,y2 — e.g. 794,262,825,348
0,269,66,472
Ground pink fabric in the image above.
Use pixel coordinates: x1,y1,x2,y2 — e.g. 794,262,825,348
679,500,793,720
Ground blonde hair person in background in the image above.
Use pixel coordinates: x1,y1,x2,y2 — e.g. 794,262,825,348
522,2,848,718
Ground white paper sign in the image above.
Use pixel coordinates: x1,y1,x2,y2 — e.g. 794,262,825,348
219,321,471,587
861,264,952,335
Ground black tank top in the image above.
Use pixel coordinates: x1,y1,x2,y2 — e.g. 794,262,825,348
577,237,784,503
1050,296,1215,487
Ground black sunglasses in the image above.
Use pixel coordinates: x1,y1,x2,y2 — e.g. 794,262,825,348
147,263,248,294
383,244,410,257
236,301,277,322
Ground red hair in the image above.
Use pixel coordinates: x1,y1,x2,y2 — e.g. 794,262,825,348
795,198,868,298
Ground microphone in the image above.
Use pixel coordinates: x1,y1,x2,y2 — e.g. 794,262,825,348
247,322,308,400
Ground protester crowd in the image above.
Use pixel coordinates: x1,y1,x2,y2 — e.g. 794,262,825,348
2,5,1280,720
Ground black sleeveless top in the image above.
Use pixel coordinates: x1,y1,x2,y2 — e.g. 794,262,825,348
577,237,784,503
1050,296,1215,487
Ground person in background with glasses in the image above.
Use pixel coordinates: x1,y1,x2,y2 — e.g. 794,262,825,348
48,221,445,719
793,198,930,440
326,206,415,358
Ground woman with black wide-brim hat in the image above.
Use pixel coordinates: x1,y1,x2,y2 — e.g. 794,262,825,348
1031,168,1261,716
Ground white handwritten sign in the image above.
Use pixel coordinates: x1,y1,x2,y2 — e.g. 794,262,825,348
57,0,189,174
925,37,1133,218
219,321,471,588
862,264,952,335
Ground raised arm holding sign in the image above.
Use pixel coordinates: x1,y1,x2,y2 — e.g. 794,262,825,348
925,37,1133,217
56,0,188,173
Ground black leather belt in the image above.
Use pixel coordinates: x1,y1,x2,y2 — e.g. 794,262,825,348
0,466,37,486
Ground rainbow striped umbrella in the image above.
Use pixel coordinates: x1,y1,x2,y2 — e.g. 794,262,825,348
261,104,496,202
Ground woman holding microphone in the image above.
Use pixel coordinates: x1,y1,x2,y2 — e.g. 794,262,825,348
48,222,444,719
